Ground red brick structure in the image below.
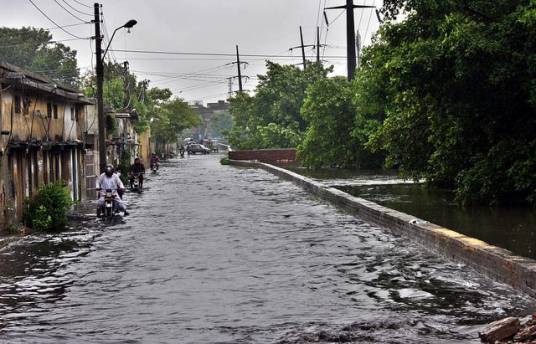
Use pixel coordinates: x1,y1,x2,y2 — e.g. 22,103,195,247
229,149,297,165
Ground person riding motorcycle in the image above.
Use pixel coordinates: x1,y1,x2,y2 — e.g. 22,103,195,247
150,153,160,171
96,165,129,217
129,157,145,189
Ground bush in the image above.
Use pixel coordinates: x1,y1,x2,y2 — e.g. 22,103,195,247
117,151,132,184
24,182,73,232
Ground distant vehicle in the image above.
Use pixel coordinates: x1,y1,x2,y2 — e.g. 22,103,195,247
187,144,210,155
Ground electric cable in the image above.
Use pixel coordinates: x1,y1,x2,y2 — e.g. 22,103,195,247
61,0,93,16
109,49,347,59
27,0,89,39
52,0,91,23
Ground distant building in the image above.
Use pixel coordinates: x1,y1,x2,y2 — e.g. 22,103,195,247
190,100,229,140
0,63,93,228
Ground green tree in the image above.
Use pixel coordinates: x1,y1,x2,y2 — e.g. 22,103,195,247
0,27,80,87
151,98,201,151
298,77,384,169
227,62,330,150
364,0,536,205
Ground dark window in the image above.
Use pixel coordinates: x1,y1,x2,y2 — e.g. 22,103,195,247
22,97,30,115
53,104,58,119
70,107,75,121
14,95,21,114
75,106,80,122
47,103,52,118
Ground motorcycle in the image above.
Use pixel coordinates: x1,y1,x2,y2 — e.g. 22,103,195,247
151,163,158,173
102,189,117,219
130,172,143,192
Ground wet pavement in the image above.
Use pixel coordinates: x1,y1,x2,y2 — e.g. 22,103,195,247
0,155,534,343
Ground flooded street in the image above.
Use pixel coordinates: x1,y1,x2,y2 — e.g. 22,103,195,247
0,155,533,343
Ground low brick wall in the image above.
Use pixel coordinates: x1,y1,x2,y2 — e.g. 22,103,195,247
229,159,536,299
229,149,296,165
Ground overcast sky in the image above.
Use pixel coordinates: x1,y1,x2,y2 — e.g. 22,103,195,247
2,0,381,104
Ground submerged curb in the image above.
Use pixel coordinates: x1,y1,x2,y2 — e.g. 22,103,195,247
229,159,536,299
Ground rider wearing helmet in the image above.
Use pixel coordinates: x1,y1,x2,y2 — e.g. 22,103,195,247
96,165,129,216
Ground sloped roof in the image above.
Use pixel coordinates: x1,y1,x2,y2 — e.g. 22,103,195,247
0,62,93,104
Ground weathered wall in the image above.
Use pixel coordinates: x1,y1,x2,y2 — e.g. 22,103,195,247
229,159,536,299
0,88,87,229
229,149,297,165
138,128,151,167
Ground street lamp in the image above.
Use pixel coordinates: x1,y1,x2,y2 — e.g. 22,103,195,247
102,20,137,60
94,5,137,173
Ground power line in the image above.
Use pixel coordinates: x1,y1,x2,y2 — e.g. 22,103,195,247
71,0,92,9
363,1,375,44
109,48,347,59
0,37,89,48
27,0,90,39
61,0,93,16
45,22,90,30
52,0,91,23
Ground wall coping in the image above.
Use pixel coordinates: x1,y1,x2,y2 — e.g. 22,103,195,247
229,159,536,299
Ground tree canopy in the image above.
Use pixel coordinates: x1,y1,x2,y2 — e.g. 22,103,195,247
226,62,329,150
364,0,536,205
0,27,80,87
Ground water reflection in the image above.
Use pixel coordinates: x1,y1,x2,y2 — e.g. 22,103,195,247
338,184,536,259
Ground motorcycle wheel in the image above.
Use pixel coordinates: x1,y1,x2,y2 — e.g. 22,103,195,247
105,207,112,218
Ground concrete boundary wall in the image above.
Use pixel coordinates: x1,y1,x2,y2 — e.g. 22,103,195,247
229,159,536,298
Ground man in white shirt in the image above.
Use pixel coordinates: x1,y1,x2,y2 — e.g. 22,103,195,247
96,165,129,216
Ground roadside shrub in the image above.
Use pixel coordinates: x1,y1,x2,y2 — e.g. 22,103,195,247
117,151,132,184
24,182,73,232
220,157,231,165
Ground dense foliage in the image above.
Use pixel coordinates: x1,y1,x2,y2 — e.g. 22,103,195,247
226,62,329,150
363,0,536,205
0,27,80,87
24,182,73,232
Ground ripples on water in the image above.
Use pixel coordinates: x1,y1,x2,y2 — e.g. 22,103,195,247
0,156,533,343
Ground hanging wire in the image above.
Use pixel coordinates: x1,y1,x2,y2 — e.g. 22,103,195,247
71,0,92,9
27,0,90,39
61,0,93,16
52,0,91,23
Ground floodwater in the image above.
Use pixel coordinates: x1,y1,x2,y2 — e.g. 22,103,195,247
337,184,536,260
0,155,533,343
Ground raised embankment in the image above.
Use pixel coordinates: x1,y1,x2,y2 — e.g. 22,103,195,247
229,159,536,298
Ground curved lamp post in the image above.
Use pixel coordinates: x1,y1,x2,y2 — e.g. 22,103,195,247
96,16,137,173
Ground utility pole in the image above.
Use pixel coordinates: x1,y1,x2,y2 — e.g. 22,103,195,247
290,26,325,70
326,0,375,80
227,78,233,98
229,45,248,95
94,2,106,173
300,26,307,70
316,26,321,64
236,45,243,93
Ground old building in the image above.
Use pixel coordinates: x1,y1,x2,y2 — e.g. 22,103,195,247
0,63,93,228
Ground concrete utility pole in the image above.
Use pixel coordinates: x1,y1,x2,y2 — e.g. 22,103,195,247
227,77,233,98
236,45,243,93
300,26,307,70
326,0,375,80
290,26,326,70
229,45,248,95
94,2,106,173
316,26,321,64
